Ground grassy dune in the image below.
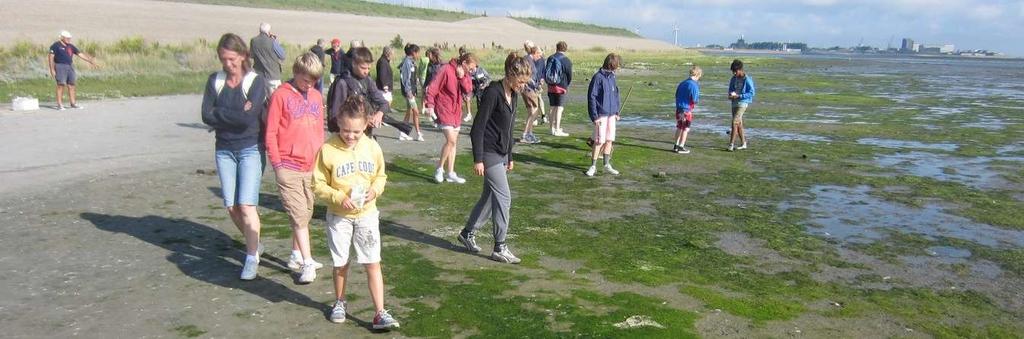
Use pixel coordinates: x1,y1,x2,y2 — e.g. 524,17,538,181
160,0,479,21
511,16,641,38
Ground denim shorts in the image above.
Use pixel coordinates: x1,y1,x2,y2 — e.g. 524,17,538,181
215,145,265,207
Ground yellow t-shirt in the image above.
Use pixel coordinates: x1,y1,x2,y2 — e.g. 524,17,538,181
312,134,387,218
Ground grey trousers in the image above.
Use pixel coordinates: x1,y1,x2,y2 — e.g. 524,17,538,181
463,152,511,244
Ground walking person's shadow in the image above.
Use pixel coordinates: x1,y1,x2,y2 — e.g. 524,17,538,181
80,213,331,315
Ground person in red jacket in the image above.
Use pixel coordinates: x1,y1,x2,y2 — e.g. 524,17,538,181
265,52,326,284
425,53,477,184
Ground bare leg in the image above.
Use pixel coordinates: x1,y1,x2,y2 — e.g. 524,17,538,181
237,205,261,255
365,263,385,312
679,128,690,147
737,121,746,146
445,129,458,173
524,106,539,135
68,85,77,106
333,265,350,300
603,141,614,156
56,85,65,108
292,219,312,263
590,142,602,163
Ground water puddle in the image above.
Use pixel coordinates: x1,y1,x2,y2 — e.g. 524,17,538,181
619,116,832,143
874,151,1024,190
857,138,958,152
782,185,1024,248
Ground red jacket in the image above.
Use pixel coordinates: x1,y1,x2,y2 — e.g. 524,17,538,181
425,59,472,127
265,82,325,172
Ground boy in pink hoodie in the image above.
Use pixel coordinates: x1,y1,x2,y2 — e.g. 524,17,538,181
265,52,326,283
425,53,477,184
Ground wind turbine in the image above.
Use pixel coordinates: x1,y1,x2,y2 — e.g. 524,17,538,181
673,23,680,46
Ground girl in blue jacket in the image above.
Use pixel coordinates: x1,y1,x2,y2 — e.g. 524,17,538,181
585,53,622,177
728,59,755,151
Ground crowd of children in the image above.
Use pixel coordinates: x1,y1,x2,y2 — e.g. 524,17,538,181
201,24,757,332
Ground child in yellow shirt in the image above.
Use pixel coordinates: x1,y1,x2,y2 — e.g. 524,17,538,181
312,95,399,330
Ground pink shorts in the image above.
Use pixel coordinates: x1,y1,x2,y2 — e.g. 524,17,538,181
592,115,617,144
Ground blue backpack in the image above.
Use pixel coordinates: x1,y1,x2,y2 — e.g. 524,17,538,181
544,55,563,85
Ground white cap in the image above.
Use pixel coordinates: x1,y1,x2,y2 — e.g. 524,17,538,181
59,30,72,38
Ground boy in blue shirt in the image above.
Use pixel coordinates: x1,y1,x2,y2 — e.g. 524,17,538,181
673,66,702,154
728,59,755,151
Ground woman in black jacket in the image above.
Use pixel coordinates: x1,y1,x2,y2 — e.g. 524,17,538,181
457,53,532,264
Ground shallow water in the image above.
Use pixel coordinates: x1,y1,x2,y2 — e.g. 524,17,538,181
857,138,958,152
874,151,1024,190
618,116,832,143
783,185,1024,248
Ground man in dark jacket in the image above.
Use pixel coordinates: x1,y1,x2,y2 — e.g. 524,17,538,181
325,38,345,86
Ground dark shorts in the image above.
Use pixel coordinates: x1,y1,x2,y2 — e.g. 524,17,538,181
676,110,693,130
55,63,76,85
547,93,565,107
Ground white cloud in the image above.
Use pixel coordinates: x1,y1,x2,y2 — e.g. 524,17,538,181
969,4,1002,20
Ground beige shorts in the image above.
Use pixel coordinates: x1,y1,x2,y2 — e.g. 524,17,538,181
326,211,382,266
522,89,540,109
274,168,314,228
731,105,747,123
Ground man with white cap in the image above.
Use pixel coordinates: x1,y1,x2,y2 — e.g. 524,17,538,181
48,30,97,110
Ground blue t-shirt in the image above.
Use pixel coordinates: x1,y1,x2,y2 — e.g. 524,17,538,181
675,78,700,112
50,42,80,65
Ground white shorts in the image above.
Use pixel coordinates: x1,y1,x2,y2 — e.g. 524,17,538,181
326,211,382,266
440,124,461,131
591,115,617,144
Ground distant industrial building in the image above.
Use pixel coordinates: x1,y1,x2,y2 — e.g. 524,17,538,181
919,44,955,54
901,38,915,52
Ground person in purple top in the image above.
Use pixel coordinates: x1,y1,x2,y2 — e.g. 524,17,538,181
48,30,97,110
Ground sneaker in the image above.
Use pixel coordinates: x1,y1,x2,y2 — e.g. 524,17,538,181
541,115,548,124
298,264,316,284
553,129,570,137
463,113,473,123
288,256,324,271
415,133,425,142
446,172,466,184
372,309,400,330
457,232,481,253
240,256,259,280
70,104,83,109
57,105,66,111
329,300,347,323
585,166,596,177
737,143,748,150
398,132,412,141
728,144,736,152
604,165,620,176
434,168,445,183
490,245,521,264
532,119,539,126
676,146,691,154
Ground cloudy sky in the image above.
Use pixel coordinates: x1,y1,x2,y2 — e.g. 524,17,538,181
389,0,1024,55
